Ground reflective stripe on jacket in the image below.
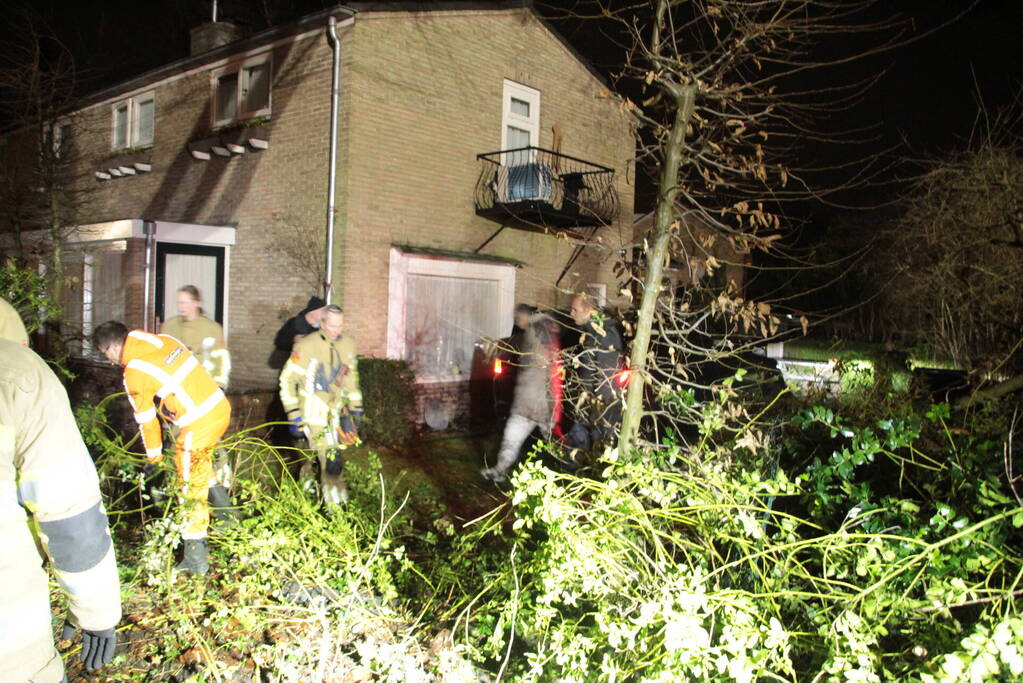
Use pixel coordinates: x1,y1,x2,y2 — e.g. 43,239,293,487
160,315,231,389
1,339,121,681
121,330,230,461
279,331,361,427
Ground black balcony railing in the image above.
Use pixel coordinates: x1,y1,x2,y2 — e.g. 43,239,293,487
475,147,619,230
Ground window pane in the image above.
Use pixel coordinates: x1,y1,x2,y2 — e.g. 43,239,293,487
113,104,128,148
405,274,502,377
93,250,126,324
510,97,530,117
60,256,85,355
164,253,219,322
55,123,71,157
244,63,270,113
216,73,238,121
135,98,154,145
507,126,530,149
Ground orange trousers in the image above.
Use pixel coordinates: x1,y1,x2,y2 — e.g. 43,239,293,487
173,405,230,540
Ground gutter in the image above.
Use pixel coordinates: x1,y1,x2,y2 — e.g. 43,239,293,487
324,10,356,302
142,220,156,331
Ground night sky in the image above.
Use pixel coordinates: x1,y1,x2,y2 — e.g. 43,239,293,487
2,0,1020,184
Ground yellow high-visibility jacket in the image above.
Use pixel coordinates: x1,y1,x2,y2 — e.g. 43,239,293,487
279,330,361,428
121,330,230,462
160,314,231,389
1,339,121,682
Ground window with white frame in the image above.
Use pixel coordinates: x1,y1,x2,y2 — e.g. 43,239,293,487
111,92,154,150
213,56,271,126
502,80,540,160
388,249,516,379
500,81,546,201
59,245,126,356
50,120,72,158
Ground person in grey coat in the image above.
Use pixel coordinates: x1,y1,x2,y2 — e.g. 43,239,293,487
481,312,562,484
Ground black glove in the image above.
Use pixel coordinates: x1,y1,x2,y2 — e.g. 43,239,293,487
142,462,167,504
62,621,117,671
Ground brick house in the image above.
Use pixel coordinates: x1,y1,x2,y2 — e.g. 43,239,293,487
3,2,635,423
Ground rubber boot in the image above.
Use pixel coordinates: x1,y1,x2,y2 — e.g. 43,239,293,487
175,538,209,576
213,450,234,490
208,483,242,527
298,459,318,497
321,450,349,506
481,466,509,484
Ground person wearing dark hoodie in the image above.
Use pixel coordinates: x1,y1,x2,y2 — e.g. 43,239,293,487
481,312,562,484
273,296,328,354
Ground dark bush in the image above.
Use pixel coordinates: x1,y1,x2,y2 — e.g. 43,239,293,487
359,357,416,447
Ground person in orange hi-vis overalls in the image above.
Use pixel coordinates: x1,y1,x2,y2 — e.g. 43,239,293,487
93,321,231,575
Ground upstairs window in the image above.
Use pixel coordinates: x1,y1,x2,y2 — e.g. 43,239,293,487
111,93,154,150
213,57,271,126
502,80,540,163
43,120,72,159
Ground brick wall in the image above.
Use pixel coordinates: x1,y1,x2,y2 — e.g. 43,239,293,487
338,10,635,363
37,7,635,427
63,29,341,391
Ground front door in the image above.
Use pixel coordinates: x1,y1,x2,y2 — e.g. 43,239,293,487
154,243,225,327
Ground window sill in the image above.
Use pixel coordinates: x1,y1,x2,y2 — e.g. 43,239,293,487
106,143,154,159
414,376,471,385
212,113,272,133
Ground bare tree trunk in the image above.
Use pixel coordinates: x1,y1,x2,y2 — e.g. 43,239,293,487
618,83,696,454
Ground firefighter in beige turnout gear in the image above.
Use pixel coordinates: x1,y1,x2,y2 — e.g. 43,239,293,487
0,296,29,347
160,286,231,390
160,285,238,522
279,305,361,505
1,337,122,680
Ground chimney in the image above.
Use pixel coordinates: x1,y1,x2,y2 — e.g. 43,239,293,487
190,22,243,56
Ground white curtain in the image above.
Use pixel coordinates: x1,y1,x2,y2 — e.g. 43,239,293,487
163,253,218,322
405,273,503,378
92,250,125,324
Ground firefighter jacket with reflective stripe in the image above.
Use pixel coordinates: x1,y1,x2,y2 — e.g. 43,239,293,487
161,314,231,389
279,330,361,427
121,330,230,462
1,339,121,682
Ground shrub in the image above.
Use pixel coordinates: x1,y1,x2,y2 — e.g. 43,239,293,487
359,357,417,447
0,259,60,335
412,382,1023,681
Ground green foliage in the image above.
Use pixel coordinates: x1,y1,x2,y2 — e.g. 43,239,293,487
73,375,1023,680
77,421,481,681
358,357,417,447
0,259,60,334
400,386,1023,681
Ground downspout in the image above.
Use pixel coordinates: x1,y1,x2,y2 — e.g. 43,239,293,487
142,219,155,331
324,13,352,303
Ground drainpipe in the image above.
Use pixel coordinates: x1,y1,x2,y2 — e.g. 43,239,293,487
142,219,156,331
324,13,352,303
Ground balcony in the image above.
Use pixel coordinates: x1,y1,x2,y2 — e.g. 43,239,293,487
474,147,619,231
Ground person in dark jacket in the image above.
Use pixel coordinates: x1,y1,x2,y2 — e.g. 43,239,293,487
564,293,624,450
274,296,327,353
481,312,562,483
